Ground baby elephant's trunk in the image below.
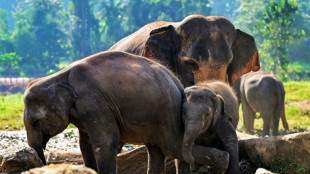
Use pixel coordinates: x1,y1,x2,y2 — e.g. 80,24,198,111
182,121,202,165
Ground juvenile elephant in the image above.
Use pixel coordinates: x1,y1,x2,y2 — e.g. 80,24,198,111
110,14,260,86
232,71,289,136
183,81,240,173
23,51,239,174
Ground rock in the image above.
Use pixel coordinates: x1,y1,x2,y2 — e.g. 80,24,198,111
237,131,258,140
22,163,97,174
116,146,148,174
1,147,43,173
239,132,310,168
44,151,83,164
255,168,275,174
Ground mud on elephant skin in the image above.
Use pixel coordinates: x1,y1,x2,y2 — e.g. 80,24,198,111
232,71,289,136
110,14,260,86
24,51,234,174
183,81,240,173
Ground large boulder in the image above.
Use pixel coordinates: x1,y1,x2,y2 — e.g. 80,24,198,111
239,132,310,168
22,164,96,174
0,147,43,173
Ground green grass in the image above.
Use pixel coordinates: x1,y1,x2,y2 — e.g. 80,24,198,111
0,93,24,130
237,105,310,134
269,155,310,174
284,81,310,103
1,81,310,131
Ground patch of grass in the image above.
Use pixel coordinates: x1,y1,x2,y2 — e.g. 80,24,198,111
237,104,310,135
0,93,77,130
0,93,24,130
284,81,310,103
269,155,310,174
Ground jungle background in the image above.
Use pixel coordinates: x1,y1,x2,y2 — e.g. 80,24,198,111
0,0,309,79
0,0,309,134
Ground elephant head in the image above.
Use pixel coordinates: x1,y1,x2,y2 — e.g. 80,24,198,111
23,81,77,164
142,14,260,86
182,86,225,164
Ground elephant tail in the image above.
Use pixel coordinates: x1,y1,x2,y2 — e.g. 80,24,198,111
275,81,289,130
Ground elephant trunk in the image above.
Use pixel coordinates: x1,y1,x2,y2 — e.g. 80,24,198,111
182,120,203,165
27,132,47,165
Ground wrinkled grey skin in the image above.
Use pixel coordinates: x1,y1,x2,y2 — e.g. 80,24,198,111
24,51,231,174
110,14,260,86
182,81,240,174
232,71,289,136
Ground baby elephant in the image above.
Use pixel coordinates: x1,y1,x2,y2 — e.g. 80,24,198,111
233,71,289,136
183,81,240,174
24,51,235,174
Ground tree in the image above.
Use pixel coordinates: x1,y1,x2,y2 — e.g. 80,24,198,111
257,0,302,77
288,0,310,63
11,0,69,76
210,0,240,20
70,0,101,58
96,0,212,49
234,0,269,40
0,52,22,76
0,9,14,54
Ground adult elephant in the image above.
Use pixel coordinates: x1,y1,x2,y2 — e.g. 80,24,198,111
110,14,260,86
24,51,238,174
232,71,289,136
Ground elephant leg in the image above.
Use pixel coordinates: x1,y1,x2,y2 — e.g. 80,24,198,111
242,103,255,134
85,112,120,174
261,111,272,136
191,145,229,174
145,144,165,174
79,130,97,171
90,132,120,174
215,112,241,174
174,159,191,174
272,110,280,136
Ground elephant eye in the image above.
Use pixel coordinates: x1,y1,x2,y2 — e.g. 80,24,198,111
31,119,40,127
184,60,199,70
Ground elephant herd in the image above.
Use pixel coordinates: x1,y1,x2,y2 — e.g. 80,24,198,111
23,14,288,174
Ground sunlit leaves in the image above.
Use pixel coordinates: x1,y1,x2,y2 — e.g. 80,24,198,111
257,0,301,78
0,52,22,76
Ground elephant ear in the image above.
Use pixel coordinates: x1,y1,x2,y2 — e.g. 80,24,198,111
48,83,77,120
228,29,260,84
142,25,180,72
213,94,232,126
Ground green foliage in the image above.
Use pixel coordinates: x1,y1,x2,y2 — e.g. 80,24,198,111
0,52,22,76
287,62,310,80
270,155,310,174
257,0,302,77
70,0,101,58
0,9,13,54
11,0,70,76
0,0,309,80
96,0,212,50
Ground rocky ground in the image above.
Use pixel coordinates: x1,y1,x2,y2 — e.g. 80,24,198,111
1,129,309,174
0,128,135,153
